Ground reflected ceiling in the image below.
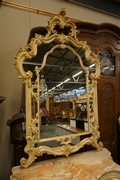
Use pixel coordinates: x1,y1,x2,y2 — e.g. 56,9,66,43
23,33,95,98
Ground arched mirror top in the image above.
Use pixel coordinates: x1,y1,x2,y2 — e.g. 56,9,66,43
15,8,100,80
15,8,103,168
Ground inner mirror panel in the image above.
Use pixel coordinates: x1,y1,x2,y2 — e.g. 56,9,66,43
15,8,103,168
23,43,94,144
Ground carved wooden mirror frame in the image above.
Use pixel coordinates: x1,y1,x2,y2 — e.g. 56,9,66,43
15,9,103,168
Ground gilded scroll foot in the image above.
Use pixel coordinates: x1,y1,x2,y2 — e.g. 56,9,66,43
20,136,36,168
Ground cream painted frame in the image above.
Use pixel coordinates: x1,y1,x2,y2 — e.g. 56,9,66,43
15,8,103,168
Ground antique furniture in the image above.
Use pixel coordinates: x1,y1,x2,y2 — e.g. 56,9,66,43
46,95,56,122
54,101,73,120
10,148,120,180
7,111,27,166
75,22,120,164
61,110,68,120
14,8,103,168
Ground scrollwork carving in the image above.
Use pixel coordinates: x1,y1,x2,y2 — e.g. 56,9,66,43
100,81,115,122
46,8,79,40
15,8,103,168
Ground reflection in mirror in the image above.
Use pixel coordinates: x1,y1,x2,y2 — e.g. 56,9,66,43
24,45,95,143
15,8,103,168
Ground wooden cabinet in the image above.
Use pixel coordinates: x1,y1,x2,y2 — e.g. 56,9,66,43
54,101,72,111
57,124,82,144
98,77,119,162
46,95,56,121
76,22,120,164
70,118,88,131
7,112,27,166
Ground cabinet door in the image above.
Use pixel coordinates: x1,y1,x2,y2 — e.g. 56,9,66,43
46,95,56,121
76,22,120,163
49,97,54,113
98,77,119,162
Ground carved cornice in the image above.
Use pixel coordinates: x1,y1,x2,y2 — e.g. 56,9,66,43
76,22,120,38
27,22,120,57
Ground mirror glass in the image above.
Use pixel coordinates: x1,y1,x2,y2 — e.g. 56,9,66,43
15,9,102,168
23,42,95,147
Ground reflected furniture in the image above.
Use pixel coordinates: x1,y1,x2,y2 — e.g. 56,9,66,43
61,110,69,121
54,101,73,121
57,124,85,144
46,95,56,122
70,118,88,131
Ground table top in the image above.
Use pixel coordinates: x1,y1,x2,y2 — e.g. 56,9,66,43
10,148,120,180
57,124,86,133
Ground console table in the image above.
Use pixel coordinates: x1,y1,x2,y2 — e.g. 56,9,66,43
10,148,120,180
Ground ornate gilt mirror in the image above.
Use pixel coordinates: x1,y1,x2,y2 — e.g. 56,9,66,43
15,8,103,168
